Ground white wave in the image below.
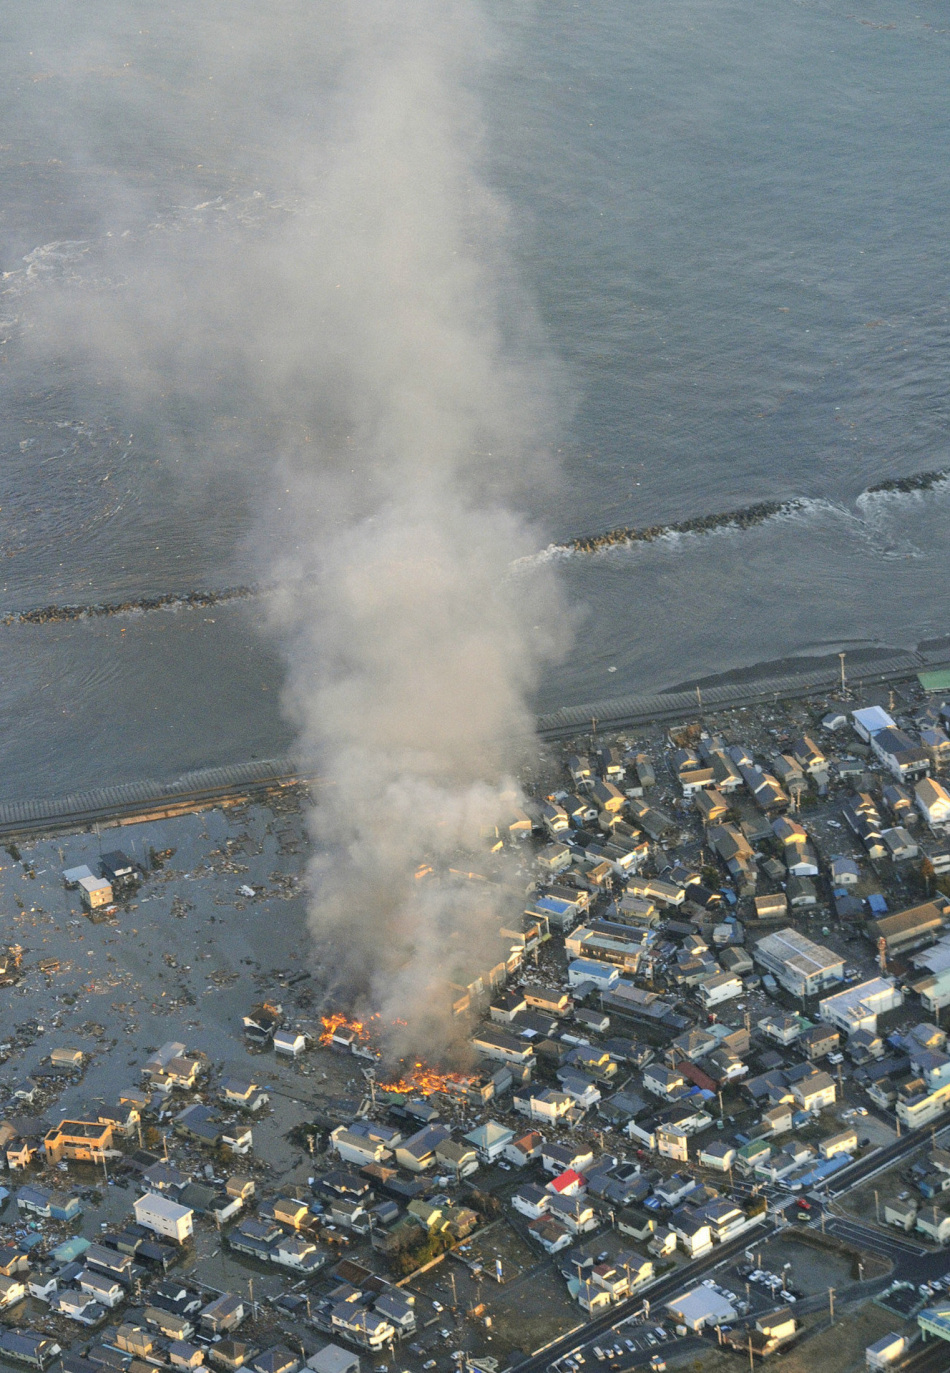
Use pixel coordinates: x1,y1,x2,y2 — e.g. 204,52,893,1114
856,473,950,514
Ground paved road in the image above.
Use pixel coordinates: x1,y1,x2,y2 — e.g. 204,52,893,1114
824,1215,928,1264
896,1339,950,1373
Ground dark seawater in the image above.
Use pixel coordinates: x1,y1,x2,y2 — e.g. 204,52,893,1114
1,0,949,799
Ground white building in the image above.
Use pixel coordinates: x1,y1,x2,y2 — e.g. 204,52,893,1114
273,1030,307,1057
917,778,950,831
866,1333,910,1370
133,1193,194,1243
697,972,743,1009
852,706,896,743
666,1286,737,1332
819,978,903,1036
329,1127,392,1168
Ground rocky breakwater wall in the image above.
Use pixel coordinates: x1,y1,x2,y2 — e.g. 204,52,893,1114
562,497,805,555
1,584,260,627
865,468,949,495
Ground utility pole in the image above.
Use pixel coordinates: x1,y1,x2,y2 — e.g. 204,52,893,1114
838,652,847,699
696,686,703,712
449,1272,458,1309
748,1331,754,1373
874,1189,879,1223
828,1287,835,1324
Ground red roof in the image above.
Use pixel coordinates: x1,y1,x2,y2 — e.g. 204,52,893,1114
549,1168,585,1193
678,1059,717,1093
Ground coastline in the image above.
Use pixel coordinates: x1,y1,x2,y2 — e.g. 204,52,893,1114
3,635,949,841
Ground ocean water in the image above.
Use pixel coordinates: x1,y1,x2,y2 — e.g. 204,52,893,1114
1,0,949,799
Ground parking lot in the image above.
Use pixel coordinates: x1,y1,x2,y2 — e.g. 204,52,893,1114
552,1309,707,1373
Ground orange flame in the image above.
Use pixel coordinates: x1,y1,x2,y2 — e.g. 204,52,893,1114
317,1012,468,1095
378,1062,472,1097
318,1012,369,1046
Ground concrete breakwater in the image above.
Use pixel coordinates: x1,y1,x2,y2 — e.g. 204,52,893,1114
0,583,261,627
559,497,804,555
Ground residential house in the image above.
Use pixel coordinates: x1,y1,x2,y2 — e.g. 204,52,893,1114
547,1193,597,1234
869,902,949,957
757,1013,805,1047
246,1349,300,1373
698,1141,736,1173
790,1071,836,1113
511,1184,550,1221
435,1138,478,1179
917,778,950,831
527,1214,572,1254
78,1271,124,1309
167,1343,205,1371
883,1196,918,1231
200,1296,245,1336
463,1121,514,1162
0,1276,27,1310
394,1124,452,1173
753,893,788,922
698,972,743,1009
871,727,931,783
470,1025,535,1067
799,1024,840,1060
329,1126,392,1168
819,1128,857,1160
220,1080,269,1113
16,1186,82,1222
916,1202,950,1245
504,1130,543,1167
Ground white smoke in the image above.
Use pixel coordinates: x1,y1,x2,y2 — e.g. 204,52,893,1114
264,3,571,1053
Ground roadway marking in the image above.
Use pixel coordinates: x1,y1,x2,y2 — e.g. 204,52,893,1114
825,1216,926,1258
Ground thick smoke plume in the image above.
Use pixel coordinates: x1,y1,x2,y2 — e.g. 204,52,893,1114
268,4,569,1057
17,0,569,1058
